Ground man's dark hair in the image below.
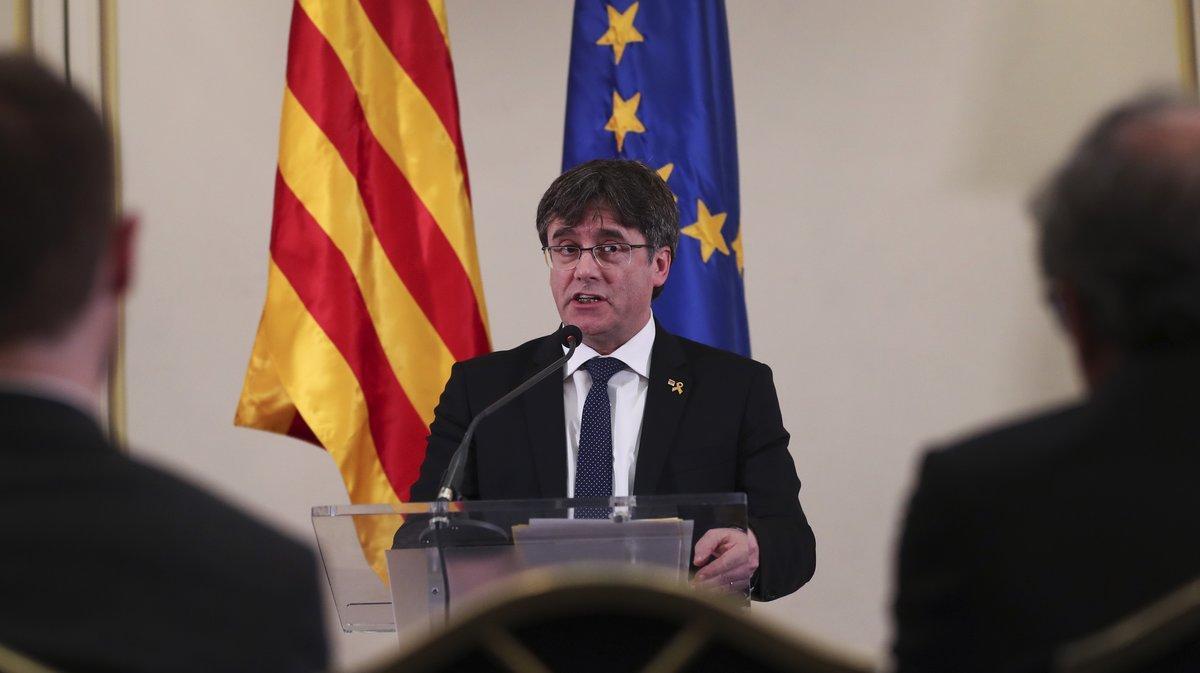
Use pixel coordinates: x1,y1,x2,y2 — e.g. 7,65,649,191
536,159,679,296
0,54,114,346
1031,93,1200,350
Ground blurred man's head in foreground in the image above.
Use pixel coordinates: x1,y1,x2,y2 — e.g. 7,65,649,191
1031,94,1200,385
0,54,132,386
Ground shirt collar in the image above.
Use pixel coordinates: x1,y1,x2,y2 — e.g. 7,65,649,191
563,315,656,380
0,372,101,422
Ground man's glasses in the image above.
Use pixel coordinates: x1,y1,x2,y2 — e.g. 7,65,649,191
542,243,653,270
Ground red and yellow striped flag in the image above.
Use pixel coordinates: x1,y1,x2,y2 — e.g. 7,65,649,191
235,0,489,573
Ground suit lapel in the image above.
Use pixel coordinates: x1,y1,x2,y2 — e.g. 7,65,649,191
633,325,691,494
522,332,569,498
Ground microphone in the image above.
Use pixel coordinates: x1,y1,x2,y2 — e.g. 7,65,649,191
436,324,583,501
419,325,582,619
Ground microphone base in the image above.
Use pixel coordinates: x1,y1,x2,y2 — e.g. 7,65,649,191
418,517,510,547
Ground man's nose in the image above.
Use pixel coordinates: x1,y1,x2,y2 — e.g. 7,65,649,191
573,251,602,280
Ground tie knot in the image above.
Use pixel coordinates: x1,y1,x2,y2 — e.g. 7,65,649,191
584,357,625,385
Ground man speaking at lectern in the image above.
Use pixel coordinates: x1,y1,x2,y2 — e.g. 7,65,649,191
410,160,815,601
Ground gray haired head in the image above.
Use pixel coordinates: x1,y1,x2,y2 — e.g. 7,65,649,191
1030,93,1200,349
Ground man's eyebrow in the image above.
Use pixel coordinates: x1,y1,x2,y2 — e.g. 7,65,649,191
548,224,631,241
595,227,631,240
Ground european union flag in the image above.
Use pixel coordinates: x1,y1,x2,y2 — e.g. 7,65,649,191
563,0,750,356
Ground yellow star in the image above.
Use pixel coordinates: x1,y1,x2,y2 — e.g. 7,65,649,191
731,226,745,274
681,199,730,263
596,3,645,65
656,163,678,202
604,91,645,152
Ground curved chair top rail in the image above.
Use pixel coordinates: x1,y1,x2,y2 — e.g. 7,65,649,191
358,566,876,673
0,642,60,673
1056,575,1200,673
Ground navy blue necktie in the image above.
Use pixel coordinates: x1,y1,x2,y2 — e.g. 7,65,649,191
574,357,625,518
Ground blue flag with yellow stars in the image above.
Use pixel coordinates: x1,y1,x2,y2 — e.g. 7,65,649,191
563,0,750,356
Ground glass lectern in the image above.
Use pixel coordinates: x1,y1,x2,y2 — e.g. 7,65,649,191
311,493,749,638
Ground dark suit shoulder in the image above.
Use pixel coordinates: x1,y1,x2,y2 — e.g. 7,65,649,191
120,454,315,559
4,442,319,597
920,400,1091,497
453,332,552,374
0,396,328,672
672,334,772,376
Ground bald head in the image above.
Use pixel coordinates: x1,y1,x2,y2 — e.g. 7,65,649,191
1116,106,1200,160
1031,94,1200,352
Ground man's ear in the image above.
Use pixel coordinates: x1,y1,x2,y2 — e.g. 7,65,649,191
1050,280,1088,346
652,246,672,288
110,215,138,295
1051,279,1118,388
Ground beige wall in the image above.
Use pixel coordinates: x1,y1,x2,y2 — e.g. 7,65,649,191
0,1,12,50
7,0,1179,669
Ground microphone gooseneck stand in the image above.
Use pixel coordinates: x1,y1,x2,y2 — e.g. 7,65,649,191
421,325,584,621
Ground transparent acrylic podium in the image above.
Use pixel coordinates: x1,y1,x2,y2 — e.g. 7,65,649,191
311,493,749,637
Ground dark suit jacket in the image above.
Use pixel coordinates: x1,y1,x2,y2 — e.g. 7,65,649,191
0,392,328,673
409,325,816,601
892,347,1200,673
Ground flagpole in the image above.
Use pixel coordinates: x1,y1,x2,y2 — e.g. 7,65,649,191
99,0,127,449
1177,0,1198,98
13,0,32,51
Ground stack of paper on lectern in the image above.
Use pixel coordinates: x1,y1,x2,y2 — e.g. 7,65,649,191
512,517,694,577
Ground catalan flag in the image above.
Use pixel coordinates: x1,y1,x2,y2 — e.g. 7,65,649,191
235,0,489,573
564,0,750,355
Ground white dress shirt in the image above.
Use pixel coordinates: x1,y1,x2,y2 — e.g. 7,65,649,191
562,316,655,497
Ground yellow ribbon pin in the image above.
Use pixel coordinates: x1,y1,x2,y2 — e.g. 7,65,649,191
667,378,684,395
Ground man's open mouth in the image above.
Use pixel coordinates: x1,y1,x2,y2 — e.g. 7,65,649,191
573,293,605,304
